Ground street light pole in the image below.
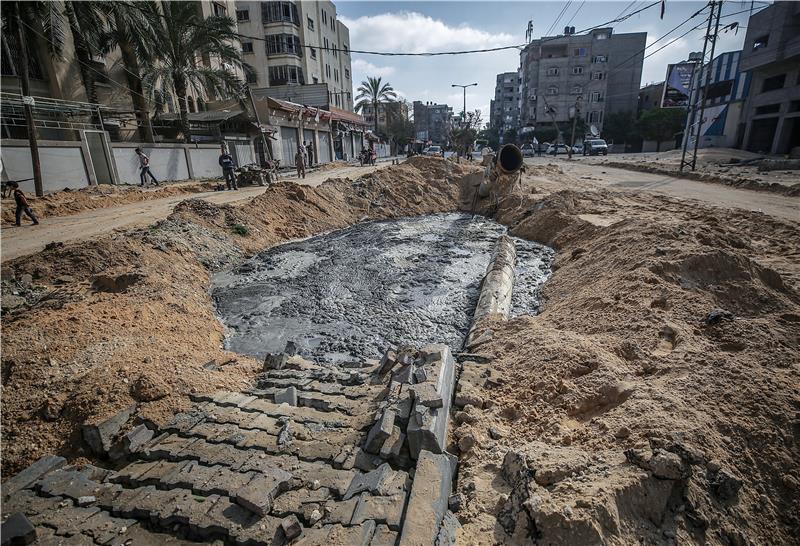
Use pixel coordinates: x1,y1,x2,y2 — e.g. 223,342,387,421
451,83,478,122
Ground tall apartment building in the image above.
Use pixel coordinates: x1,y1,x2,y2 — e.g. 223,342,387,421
235,1,354,111
360,101,409,133
490,71,521,136
519,27,646,137
413,101,453,145
737,1,800,154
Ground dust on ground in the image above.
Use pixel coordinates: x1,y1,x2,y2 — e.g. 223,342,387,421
1,179,219,224
0,157,480,478
584,147,800,195
452,161,800,545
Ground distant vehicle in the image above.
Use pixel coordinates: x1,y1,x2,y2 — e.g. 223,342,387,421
423,145,442,156
583,139,608,156
572,143,584,155
547,144,571,155
520,143,535,157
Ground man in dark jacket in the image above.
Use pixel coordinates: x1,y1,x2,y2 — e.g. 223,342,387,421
219,149,238,190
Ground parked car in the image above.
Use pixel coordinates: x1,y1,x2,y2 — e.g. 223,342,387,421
572,143,584,155
546,144,571,155
423,145,442,156
583,139,609,156
520,143,535,157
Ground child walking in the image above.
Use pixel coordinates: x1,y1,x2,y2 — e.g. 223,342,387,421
8,181,39,226
135,148,159,186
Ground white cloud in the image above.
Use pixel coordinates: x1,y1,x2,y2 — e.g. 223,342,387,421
351,58,396,79
339,12,516,53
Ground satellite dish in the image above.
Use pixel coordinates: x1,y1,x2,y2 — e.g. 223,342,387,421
590,124,599,137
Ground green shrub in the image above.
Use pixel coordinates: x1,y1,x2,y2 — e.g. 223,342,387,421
231,223,249,236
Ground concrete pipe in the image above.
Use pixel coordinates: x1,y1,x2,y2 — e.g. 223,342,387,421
496,144,524,174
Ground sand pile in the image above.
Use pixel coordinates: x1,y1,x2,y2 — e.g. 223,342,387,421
452,172,800,545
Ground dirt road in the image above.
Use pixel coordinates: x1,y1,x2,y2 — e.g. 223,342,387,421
528,157,800,221
0,163,388,261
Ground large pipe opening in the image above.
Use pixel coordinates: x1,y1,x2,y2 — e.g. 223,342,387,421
497,144,524,174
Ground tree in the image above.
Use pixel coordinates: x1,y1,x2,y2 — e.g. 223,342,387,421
354,76,397,135
99,1,156,142
637,108,686,151
139,1,244,143
2,1,67,196
502,128,518,145
450,110,482,156
603,111,639,146
63,1,107,105
477,126,499,150
533,126,558,145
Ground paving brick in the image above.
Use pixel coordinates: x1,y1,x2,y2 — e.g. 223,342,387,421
320,496,359,525
435,510,462,546
1,456,66,500
0,512,36,545
271,487,332,516
274,386,298,406
343,463,391,500
233,468,293,516
379,426,405,460
280,514,302,540
82,405,136,456
370,523,399,546
30,504,101,536
351,492,406,530
33,527,94,546
106,522,200,545
365,409,395,454
76,509,138,544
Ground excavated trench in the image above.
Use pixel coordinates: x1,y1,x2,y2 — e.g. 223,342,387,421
212,212,554,362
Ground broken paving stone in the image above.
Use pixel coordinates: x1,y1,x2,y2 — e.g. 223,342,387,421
379,426,405,460
2,456,66,499
488,427,503,440
1,512,36,545
435,510,462,546
77,496,97,507
649,450,685,480
343,463,392,500
378,350,397,375
411,383,443,409
393,364,416,384
365,409,396,454
264,353,288,371
82,405,136,455
281,514,302,540
274,386,298,406
448,494,463,512
233,468,293,516
413,367,428,383
711,468,742,500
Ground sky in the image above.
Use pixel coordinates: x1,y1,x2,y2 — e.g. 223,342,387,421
336,0,766,119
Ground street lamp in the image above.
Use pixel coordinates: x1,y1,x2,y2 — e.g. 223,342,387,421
451,83,478,122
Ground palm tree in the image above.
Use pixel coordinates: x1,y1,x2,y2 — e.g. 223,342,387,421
98,1,156,142
138,1,244,143
355,76,397,135
2,1,67,196
63,1,107,105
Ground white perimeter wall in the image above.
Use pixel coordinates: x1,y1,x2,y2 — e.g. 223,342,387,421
190,148,222,179
1,144,88,194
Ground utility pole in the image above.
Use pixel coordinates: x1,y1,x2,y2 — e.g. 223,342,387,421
14,2,43,197
680,0,722,172
451,83,478,123
244,84,273,165
568,96,582,159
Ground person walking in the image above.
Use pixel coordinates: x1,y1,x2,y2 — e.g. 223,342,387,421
8,181,39,226
306,141,314,167
135,148,159,186
300,140,309,167
295,148,306,179
218,148,238,190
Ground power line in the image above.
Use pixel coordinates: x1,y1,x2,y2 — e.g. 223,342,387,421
544,1,573,37
564,1,588,29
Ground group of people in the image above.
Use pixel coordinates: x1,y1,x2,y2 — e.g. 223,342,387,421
135,146,240,191
294,140,315,179
359,147,377,166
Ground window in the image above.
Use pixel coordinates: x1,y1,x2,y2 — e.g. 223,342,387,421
572,85,582,94
266,34,303,56
246,70,257,84
236,9,249,22
573,47,587,57
590,91,603,102
331,15,335,31
325,64,330,77
547,86,558,95
268,65,305,85
588,110,603,123
262,2,299,25
595,32,608,40
546,67,559,76
572,66,584,75
762,74,786,92
343,44,349,55
310,47,316,59
755,104,780,115
307,16,314,30
242,42,254,54
212,2,226,17
323,37,329,50
322,10,327,24
345,68,350,79
592,55,607,63
334,68,339,82
753,35,769,50
591,71,605,80
312,76,319,84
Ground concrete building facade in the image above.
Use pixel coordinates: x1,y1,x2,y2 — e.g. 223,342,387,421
235,0,354,111
413,101,453,145
490,71,521,137
519,27,646,139
738,1,800,154
360,101,409,133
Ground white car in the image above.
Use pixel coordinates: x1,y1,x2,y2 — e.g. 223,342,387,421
583,139,609,156
546,144,571,155
520,144,535,157
423,146,442,156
